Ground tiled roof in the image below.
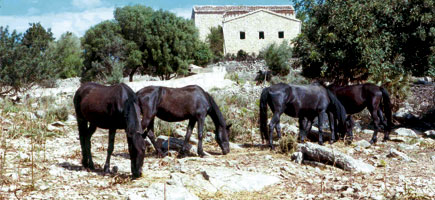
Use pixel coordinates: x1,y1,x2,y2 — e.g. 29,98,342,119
193,5,295,16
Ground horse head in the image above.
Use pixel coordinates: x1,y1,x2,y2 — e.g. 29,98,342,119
124,96,146,178
215,124,232,155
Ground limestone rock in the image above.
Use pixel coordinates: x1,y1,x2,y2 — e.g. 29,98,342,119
144,183,199,200
394,128,418,138
387,148,413,162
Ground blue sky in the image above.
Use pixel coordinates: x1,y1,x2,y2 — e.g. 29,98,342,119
0,0,293,39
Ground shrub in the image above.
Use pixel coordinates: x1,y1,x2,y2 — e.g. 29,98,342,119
0,24,55,96
105,61,124,85
236,50,248,61
206,25,224,61
261,41,292,76
279,134,298,154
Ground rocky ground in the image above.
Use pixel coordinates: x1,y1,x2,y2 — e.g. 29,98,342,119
0,61,434,199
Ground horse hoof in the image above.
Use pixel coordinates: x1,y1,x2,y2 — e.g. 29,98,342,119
383,137,390,142
369,139,377,144
318,141,324,145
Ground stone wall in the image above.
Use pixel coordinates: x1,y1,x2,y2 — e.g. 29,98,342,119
222,10,301,55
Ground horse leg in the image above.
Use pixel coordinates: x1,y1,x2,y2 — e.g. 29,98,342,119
275,123,282,139
369,108,381,144
318,113,325,145
298,118,307,143
268,112,282,150
180,119,196,157
77,118,90,168
197,117,206,157
85,123,97,170
146,119,163,157
377,109,390,141
103,129,116,173
346,115,354,143
328,112,336,144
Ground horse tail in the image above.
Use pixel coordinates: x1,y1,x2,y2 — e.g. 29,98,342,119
259,87,270,142
326,89,347,134
380,87,392,131
73,90,84,120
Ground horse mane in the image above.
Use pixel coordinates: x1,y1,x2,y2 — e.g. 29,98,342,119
121,84,140,135
205,92,226,128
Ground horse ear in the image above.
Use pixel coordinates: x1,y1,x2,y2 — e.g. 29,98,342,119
226,124,232,129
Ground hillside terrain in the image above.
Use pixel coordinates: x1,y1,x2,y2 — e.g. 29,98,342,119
0,61,434,199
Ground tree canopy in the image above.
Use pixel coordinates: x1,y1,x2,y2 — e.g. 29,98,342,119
82,5,212,82
0,24,56,95
292,0,435,86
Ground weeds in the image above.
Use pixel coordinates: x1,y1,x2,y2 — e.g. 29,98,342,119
279,134,298,154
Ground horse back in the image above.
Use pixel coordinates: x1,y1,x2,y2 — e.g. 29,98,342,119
74,82,131,129
137,85,210,122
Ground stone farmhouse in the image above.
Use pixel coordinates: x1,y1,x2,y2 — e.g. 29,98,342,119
191,5,302,55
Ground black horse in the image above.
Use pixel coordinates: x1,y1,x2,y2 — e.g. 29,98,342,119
136,85,231,157
259,83,349,149
254,70,273,85
73,82,145,178
328,83,392,144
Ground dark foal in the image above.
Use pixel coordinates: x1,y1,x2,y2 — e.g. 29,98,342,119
259,83,349,149
328,83,392,144
73,82,145,178
136,85,231,157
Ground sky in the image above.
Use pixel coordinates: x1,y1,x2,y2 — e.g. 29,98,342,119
0,0,293,39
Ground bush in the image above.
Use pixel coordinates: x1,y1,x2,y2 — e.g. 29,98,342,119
105,61,124,85
279,134,298,154
236,50,248,61
293,0,434,82
206,25,224,61
261,41,292,76
0,25,55,96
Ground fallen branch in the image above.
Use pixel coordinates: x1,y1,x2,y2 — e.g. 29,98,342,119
297,142,375,173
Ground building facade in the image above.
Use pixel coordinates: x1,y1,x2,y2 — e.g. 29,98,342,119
192,5,301,55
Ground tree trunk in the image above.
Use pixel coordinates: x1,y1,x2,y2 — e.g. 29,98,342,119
297,142,375,173
129,67,137,82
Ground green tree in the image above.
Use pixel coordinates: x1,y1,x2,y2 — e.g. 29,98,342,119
292,0,434,85
22,22,54,51
146,9,208,80
261,41,293,76
0,24,55,95
44,32,83,79
81,20,126,82
82,6,212,82
114,5,153,81
206,25,224,60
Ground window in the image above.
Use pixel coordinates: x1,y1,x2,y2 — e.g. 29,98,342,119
240,32,245,40
259,31,264,39
278,31,284,38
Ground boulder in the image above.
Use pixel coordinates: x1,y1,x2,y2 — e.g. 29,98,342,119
144,183,199,200
354,140,371,149
387,148,413,162
424,130,435,139
394,128,418,138
201,167,280,193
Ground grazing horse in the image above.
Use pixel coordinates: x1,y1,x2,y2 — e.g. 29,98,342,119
73,82,145,178
255,70,273,85
328,83,392,144
136,85,231,157
259,83,349,149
